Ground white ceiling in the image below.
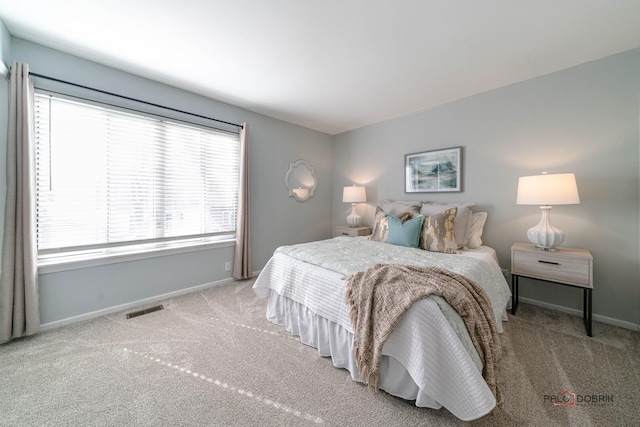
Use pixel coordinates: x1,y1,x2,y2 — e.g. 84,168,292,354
1,1,640,135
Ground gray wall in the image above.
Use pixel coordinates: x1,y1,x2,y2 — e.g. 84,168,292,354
3,37,333,325
0,21,9,285
2,29,639,330
333,49,640,328
0,20,9,66
0,19,8,69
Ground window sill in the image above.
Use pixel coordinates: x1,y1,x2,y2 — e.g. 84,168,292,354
38,238,235,274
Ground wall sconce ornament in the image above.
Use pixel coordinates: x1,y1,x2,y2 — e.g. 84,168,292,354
285,160,317,202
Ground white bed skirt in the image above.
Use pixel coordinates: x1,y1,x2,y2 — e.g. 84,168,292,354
266,289,494,420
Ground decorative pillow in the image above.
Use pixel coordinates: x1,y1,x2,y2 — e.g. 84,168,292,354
466,212,488,249
370,207,415,242
387,214,424,248
420,202,475,249
369,207,389,242
378,200,421,216
419,207,459,254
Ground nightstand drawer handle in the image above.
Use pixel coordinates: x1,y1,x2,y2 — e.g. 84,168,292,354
538,260,560,266
340,232,349,236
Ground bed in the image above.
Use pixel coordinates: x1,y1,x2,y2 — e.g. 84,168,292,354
252,202,512,421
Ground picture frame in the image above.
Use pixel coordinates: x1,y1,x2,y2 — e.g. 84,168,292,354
405,146,462,193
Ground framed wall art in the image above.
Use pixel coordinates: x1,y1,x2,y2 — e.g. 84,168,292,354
405,146,462,193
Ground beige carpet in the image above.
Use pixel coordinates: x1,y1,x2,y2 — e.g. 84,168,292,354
1,280,638,426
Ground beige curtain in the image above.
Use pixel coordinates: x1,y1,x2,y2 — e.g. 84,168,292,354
232,123,251,280
0,61,39,343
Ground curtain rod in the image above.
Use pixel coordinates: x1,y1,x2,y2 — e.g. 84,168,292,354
29,71,244,129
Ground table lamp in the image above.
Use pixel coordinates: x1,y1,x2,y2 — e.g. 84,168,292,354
342,185,366,227
516,172,580,250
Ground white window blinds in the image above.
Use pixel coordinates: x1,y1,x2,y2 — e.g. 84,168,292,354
34,93,239,254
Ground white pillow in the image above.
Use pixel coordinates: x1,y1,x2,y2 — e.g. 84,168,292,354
420,202,475,249
466,212,487,249
378,200,421,216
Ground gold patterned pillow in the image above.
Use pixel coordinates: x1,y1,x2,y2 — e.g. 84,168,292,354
419,207,459,254
370,207,415,242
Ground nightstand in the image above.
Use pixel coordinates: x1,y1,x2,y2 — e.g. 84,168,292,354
334,226,371,237
510,242,594,336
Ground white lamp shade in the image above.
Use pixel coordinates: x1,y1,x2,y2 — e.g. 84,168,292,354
516,173,580,205
342,186,366,203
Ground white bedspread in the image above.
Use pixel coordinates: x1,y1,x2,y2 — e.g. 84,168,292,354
252,238,511,421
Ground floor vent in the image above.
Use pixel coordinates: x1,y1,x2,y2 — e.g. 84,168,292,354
126,304,164,319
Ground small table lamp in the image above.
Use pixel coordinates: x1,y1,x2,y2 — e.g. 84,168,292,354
516,172,580,250
343,185,366,227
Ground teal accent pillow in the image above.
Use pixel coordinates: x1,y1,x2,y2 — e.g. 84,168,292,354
387,214,424,248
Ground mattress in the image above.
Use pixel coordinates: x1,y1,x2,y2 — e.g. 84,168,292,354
253,237,511,421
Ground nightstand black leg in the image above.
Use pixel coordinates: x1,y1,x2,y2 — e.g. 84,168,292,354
584,288,592,337
511,275,518,315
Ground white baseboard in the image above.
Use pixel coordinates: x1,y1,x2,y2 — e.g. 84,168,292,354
48,271,639,334
519,296,640,332
39,276,239,332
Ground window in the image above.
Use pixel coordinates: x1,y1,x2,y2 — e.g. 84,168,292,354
35,93,239,267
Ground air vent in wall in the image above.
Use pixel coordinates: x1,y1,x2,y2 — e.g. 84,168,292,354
126,304,164,319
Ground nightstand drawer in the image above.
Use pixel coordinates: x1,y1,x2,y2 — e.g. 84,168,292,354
512,250,591,287
334,226,371,237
